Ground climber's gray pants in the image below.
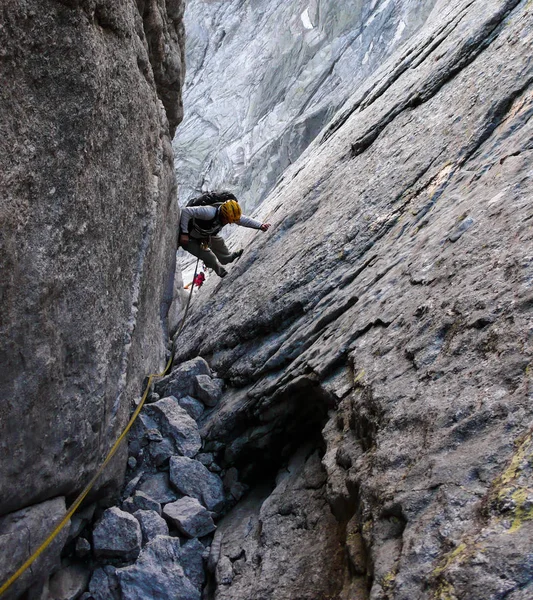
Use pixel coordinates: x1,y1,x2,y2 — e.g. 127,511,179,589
183,235,237,276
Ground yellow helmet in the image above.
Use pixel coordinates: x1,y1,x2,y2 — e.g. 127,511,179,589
220,200,242,223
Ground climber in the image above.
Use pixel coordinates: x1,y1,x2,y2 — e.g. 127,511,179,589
178,191,271,277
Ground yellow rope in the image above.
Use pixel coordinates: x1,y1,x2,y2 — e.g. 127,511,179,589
0,258,200,597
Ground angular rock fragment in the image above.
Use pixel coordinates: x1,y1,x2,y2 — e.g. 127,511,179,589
92,507,142,562
194,375,223,407
179,395,205,421
116,536,200,600
123,490,162,515
144,397,201,457
155,357,211,399
0,497,69,600
180,538,206,590
169,456,225,512
88,566,120,600
137,472,178,505
146,437,175,467
163,497,216,538
134,509,169,545
75,537,91,558
48,564,90,600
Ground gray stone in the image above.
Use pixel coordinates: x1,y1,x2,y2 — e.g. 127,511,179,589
75,538,91,559
173,0,533,595
163,497,216,539
123,490,162,515
48,564,90,600
178,395,205,421
180,538,206,590
67,503,96,543
196,453,215,468
169,456,225,512
0,0,185,520
154,358,211,399
134,509,169,545
146,437,175,467
194,375,224,408
127,457,137,470
174,0,435,211
92,507,142,562
137,472,178,505
88,566,120,600
116,536,200,600
0,497,69,600
144,398,202,457
145,429,163,443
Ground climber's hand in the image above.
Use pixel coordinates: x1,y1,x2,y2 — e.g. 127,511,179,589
260,223,271,232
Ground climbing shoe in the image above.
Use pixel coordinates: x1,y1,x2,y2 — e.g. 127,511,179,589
232,249,244,262
219,268,228,278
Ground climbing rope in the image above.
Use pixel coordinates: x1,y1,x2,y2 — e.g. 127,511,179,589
0,257,201,597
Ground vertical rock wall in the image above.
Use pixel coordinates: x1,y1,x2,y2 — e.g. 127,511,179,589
173,0,437,211
0,0,184,531
173,0,533,597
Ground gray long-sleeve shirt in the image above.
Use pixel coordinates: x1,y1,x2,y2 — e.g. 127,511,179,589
180,205,262,235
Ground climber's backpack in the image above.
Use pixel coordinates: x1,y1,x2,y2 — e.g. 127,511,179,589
186,191,236,208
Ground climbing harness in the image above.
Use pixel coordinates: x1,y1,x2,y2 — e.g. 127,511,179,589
0,258,201,598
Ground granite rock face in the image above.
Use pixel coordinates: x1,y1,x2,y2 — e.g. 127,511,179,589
173,0,437,211
0,497,69,600
174,0,533,598
0,0,184,596
0,0,185,524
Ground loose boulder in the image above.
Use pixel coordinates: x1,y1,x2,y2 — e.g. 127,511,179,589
116,536,200,600
163,497,216,538
134,510,169,545
137,472,178,505
92,507,142,562
155,358,211,399
144,397,202,457
48,564,90,600
178,396,205,421
194,375,223,407
169,456,225,512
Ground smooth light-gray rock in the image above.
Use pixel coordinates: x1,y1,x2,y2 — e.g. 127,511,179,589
0,497,69,600
178,395,205,421
169,456,225,512
144,397,202,457
163,497,216,539
173,0,533,597
194,375,224,408
174,0,436,211
48,564,90,600
0,0,185,526
116,536,200,600
134,509,169,545
92,507,142,562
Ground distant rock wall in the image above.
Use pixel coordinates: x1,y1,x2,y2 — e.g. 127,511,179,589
173,0,437,211
175,0,533,597
0,1,184,588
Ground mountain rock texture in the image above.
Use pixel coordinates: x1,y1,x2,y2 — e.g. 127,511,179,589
174,0,533,598
173,0,438,211
0,0,184,596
